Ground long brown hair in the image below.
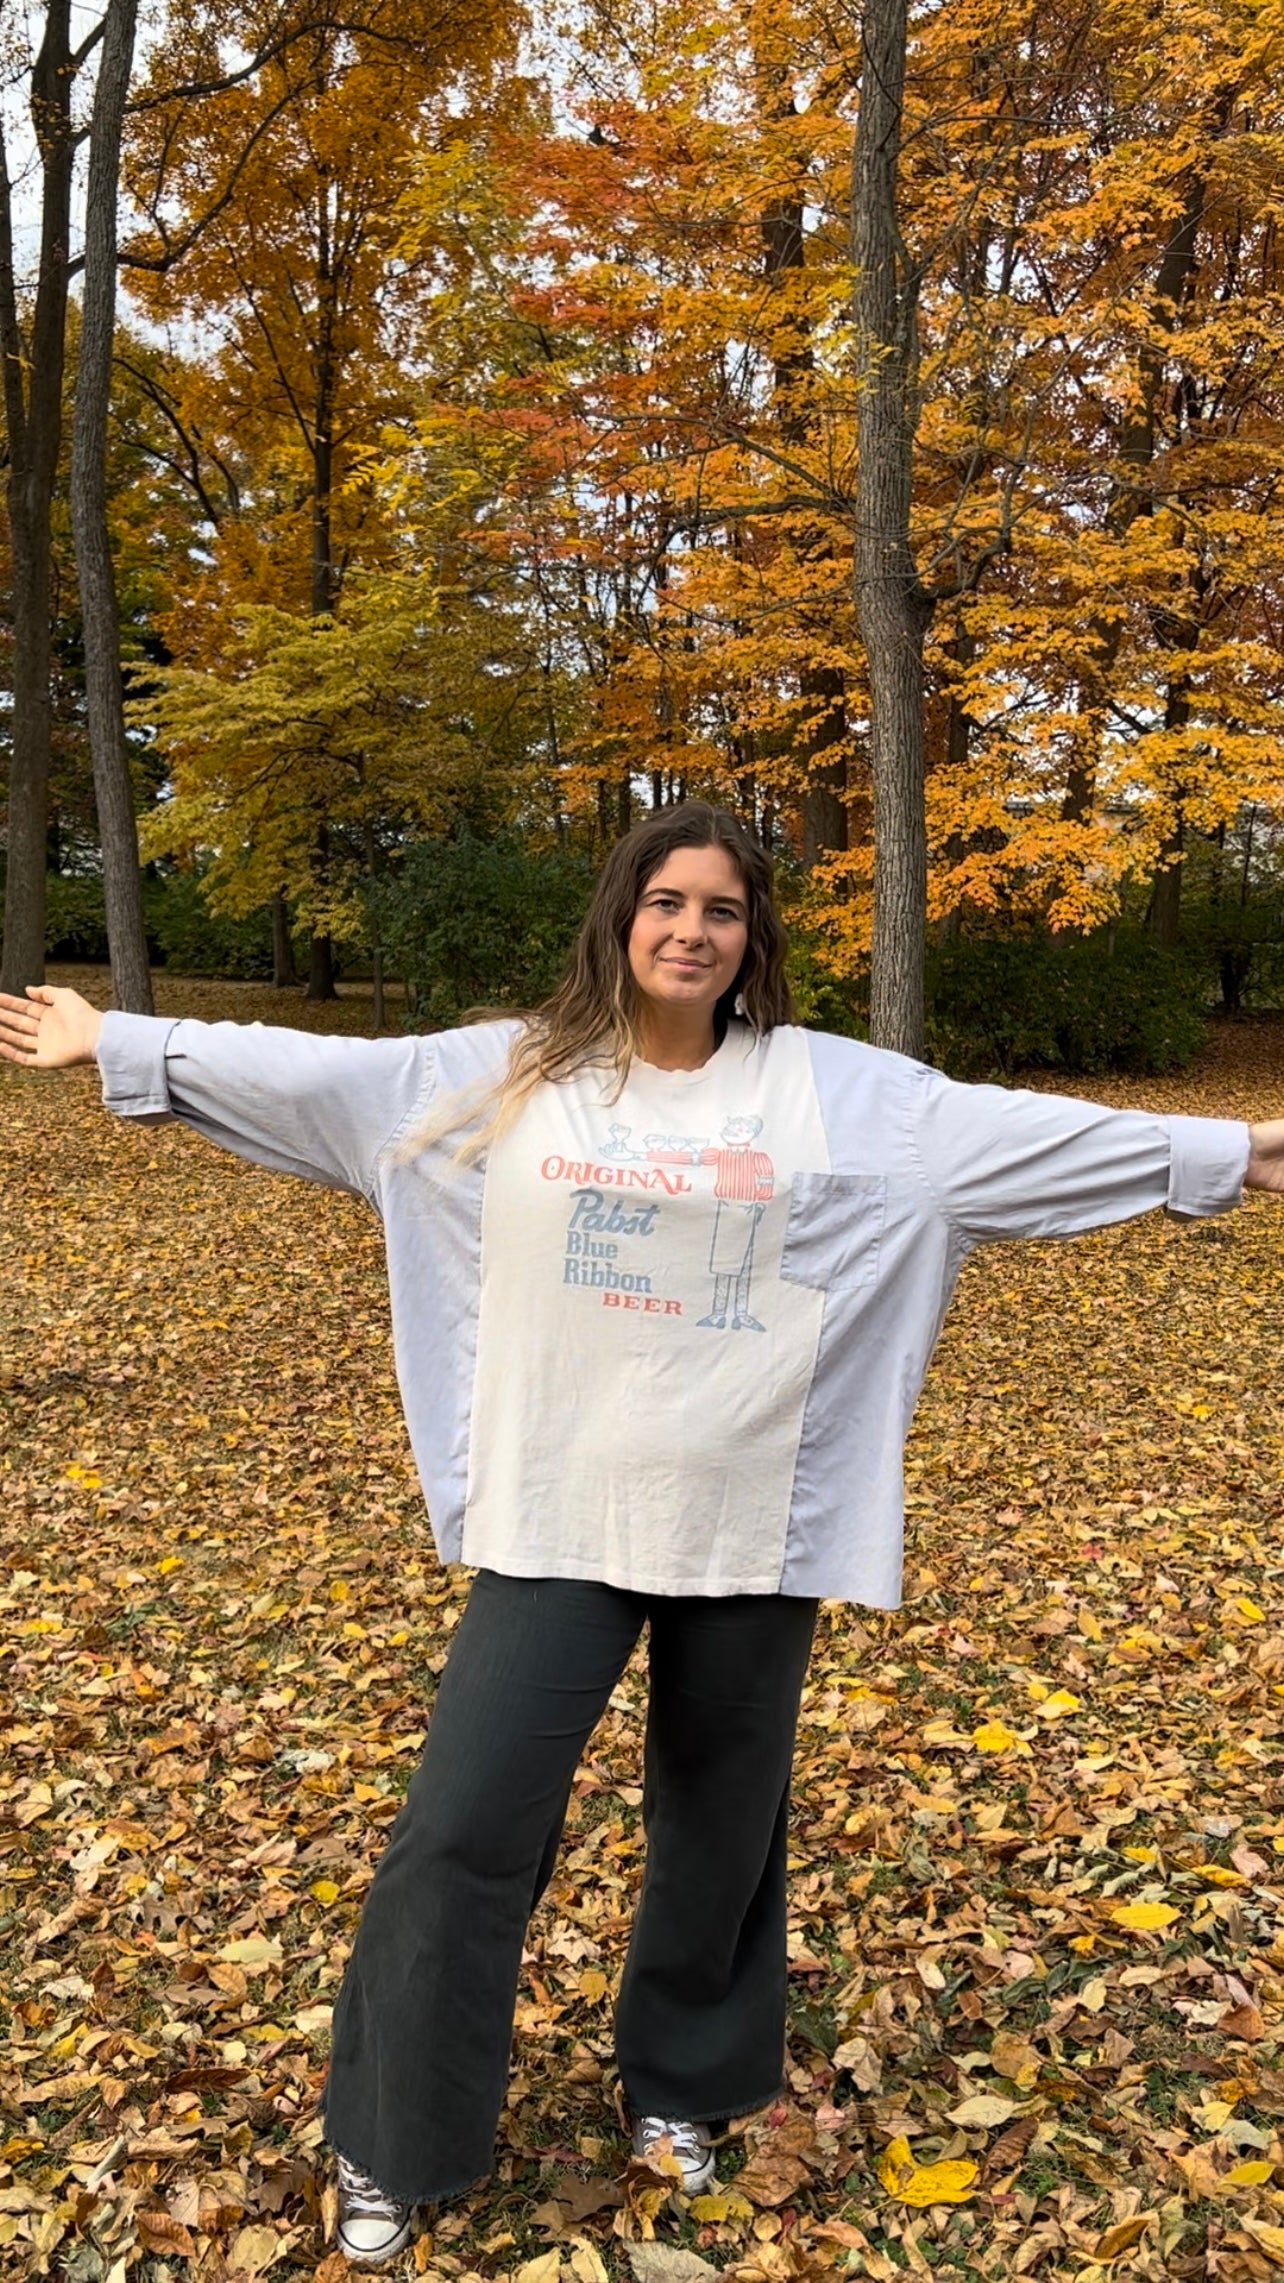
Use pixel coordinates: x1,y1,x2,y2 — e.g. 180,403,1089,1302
398,802,793,1160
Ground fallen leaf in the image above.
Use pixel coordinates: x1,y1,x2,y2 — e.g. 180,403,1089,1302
137,2208,196,2258
688,2191,754,2222
625,2248,719,2283
217,1934,284,1970
947,2094,1020,2128
1244,2222,1284,2267
878,2137,978,2207
229,2222,285,2275
1109,1901,1179,1932
972,1720,1021,1754
1089,2213,1156,2262
989,2031,1041,2088
1220,2002,1267,2041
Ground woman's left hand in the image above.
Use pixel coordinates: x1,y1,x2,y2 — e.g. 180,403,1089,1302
1247,1119,1284,1194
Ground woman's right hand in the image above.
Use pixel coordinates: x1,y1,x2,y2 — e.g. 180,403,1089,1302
0,985,103,1068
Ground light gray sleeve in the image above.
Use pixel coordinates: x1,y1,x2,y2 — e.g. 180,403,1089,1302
909,1064,1249,1243
96,1012,434,1198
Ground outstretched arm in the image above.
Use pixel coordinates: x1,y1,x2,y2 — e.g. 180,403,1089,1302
0,984,432,1198
0,985,102,1067
911,1063,1251,1241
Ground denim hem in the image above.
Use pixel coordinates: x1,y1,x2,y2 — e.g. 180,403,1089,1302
323,2122,492,2211
622,2077,786,2130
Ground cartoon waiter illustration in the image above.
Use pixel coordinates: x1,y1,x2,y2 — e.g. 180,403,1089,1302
693,1114,775,1329
600,1114,777,1329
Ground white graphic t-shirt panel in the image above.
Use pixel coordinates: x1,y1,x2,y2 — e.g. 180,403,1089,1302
462,1025,830,1594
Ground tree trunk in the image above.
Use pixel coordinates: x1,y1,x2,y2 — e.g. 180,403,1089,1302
272,890,297,984
851,0,933,1057
1148,825,1184,947
0,0,74,993
305,819,339,999
800,667,849,865
71,0,151,1013
1146,676,1189,947
758,90,848,864
307,931,338,999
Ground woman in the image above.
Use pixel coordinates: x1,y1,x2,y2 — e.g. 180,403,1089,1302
2,802,1280,2268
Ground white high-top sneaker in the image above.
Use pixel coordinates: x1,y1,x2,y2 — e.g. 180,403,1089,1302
336,2152,415,2267
630,2114,716,2194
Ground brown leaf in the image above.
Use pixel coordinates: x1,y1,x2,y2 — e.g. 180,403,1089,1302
1221,2004,1267,2042
137,2207,196,2258
984,2115,1039,2180
735,2149,812,2209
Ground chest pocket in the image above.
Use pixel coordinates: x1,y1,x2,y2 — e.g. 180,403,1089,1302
779,1171,887,1293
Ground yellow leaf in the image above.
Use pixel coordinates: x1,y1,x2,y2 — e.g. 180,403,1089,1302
310,1878,340,1905
877,2137,977,2207
1109,1901,1179,1932
1236,1598,1266,1624
1244,2221,1284,2266
1197,2100,1234,2130
972,1720,1020,1754
1036,1690,1081,1720
156,1555,183,1575
1090,2213,1155,2262
1193,1864,1245,1887
689,2192,754,2222
578,1968,609,2003
1122,1846,1157,1864
1227,2161,1275,2186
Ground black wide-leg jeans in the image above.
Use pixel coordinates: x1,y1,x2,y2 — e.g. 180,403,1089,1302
322,1570,818,2205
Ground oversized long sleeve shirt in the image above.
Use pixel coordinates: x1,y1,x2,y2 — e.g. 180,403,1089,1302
95,1013,1250,1606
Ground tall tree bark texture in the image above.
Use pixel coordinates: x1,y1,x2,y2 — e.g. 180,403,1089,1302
851,0,933,1058
758,93,847,864
0,1,75,994
305,161,339,998
71,0,153,1014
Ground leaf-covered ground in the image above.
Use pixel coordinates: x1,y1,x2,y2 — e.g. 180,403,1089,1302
3,971,1283,2283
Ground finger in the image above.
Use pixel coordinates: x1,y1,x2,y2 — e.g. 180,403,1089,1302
24,985,55,1003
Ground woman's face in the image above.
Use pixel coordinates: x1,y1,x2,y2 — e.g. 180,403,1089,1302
627,845,750,1024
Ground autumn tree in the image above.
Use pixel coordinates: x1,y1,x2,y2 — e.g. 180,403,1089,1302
124,0,520,996
0,0,81,994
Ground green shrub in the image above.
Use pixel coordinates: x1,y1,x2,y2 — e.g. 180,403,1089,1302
786,933,866,1038
926,928,1207,1079
368,832,595,1029
144,869,275,978
45,874,110,961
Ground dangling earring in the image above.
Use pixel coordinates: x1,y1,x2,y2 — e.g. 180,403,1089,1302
734,992,746,1017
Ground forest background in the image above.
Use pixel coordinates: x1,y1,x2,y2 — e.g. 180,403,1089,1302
4,0,1284,1069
